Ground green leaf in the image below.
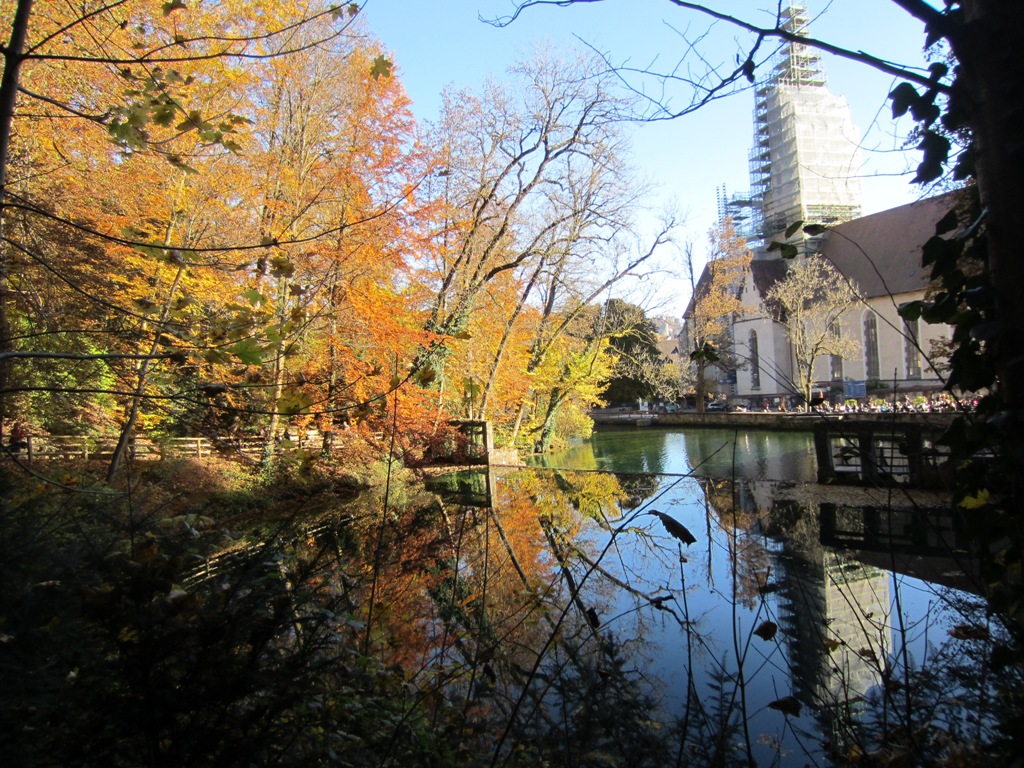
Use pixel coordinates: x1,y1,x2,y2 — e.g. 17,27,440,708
278,391,313,416
370,55,392,80
269,255,295,279
230,338,265,365
784,219,804,238
163,1,187,16
959,489,990,510
898,301,924,322
802,223,827,236
415,365,437,386
242,288,265,307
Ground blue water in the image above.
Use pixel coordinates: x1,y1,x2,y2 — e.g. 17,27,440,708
490,427,988,765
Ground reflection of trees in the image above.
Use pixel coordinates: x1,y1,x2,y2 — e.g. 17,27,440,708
349,466,685,762
591,427,668,475
356,466,1022,765
702,478,776,609
682,429,817,481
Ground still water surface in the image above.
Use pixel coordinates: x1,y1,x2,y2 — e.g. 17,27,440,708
429,427,994,765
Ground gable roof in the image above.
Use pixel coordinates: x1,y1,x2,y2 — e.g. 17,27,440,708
818,191,962,298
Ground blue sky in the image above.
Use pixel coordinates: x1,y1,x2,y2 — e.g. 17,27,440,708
360,0,935,316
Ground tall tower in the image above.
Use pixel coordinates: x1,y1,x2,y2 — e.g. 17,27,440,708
749,5,863,249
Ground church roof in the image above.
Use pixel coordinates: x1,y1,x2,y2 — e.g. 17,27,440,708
818,191,962,298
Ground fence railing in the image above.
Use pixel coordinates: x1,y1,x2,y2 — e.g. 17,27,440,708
11,433,329,462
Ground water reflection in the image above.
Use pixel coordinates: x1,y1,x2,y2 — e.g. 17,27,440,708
415,461,1006,765
528,427,819,482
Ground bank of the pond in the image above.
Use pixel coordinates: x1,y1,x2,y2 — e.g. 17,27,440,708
593,409,958,432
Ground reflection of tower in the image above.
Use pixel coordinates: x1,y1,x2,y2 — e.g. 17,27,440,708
749,5,863,249
777,529,891,753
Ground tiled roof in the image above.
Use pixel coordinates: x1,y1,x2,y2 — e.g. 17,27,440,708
818,191,963,298
748,259,789,319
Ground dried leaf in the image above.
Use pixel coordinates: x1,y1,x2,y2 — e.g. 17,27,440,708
949,624,989,641
768,696,801,717
753,620,778,641
650,510,696,545
856,647,878,662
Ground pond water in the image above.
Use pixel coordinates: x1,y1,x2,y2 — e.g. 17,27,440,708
526,426,819,481
421,427,1000,765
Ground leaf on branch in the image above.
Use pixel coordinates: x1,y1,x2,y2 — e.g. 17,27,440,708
753,621,778,641
230,338,265,365
784,220,804,238
370,55,392,80
767,240,799,259
958,489,990,510
889,82,919,119
163,1,187,15
742,57,755,83
898,301,924,322
913,131,951,184
802,223,827,236
650,510,696,546
768,696,801,717
167,155,198,174
949,624,989,641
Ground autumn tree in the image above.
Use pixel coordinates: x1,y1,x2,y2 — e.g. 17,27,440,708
417,51,629,382
0,2,394,468
764,254,859,410
683,218,751,413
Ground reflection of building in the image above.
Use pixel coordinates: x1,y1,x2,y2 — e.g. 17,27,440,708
780,552,890,698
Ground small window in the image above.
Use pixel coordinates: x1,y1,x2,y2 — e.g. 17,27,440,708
829,321,843,381
904,318,921,379
749,330,761,389
864,312,880,380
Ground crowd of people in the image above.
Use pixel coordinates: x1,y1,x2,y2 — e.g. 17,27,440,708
813,392,970,414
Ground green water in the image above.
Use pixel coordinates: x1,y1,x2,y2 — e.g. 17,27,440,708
528,426,818,481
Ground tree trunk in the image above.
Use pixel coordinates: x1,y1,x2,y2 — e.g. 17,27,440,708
954,1,1024,497
107,262,185,482
0,0,33,443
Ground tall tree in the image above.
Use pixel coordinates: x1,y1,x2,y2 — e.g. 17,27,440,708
0,0,365,456
600,299,675,407
683,218,751,413
415,50,630,385
763,254,859,410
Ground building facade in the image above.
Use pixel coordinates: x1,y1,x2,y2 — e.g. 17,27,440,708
729,194,956,408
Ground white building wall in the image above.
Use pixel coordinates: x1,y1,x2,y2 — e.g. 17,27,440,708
805,292,948,395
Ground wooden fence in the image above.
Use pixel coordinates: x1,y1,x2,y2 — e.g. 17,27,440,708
11,433,327,462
